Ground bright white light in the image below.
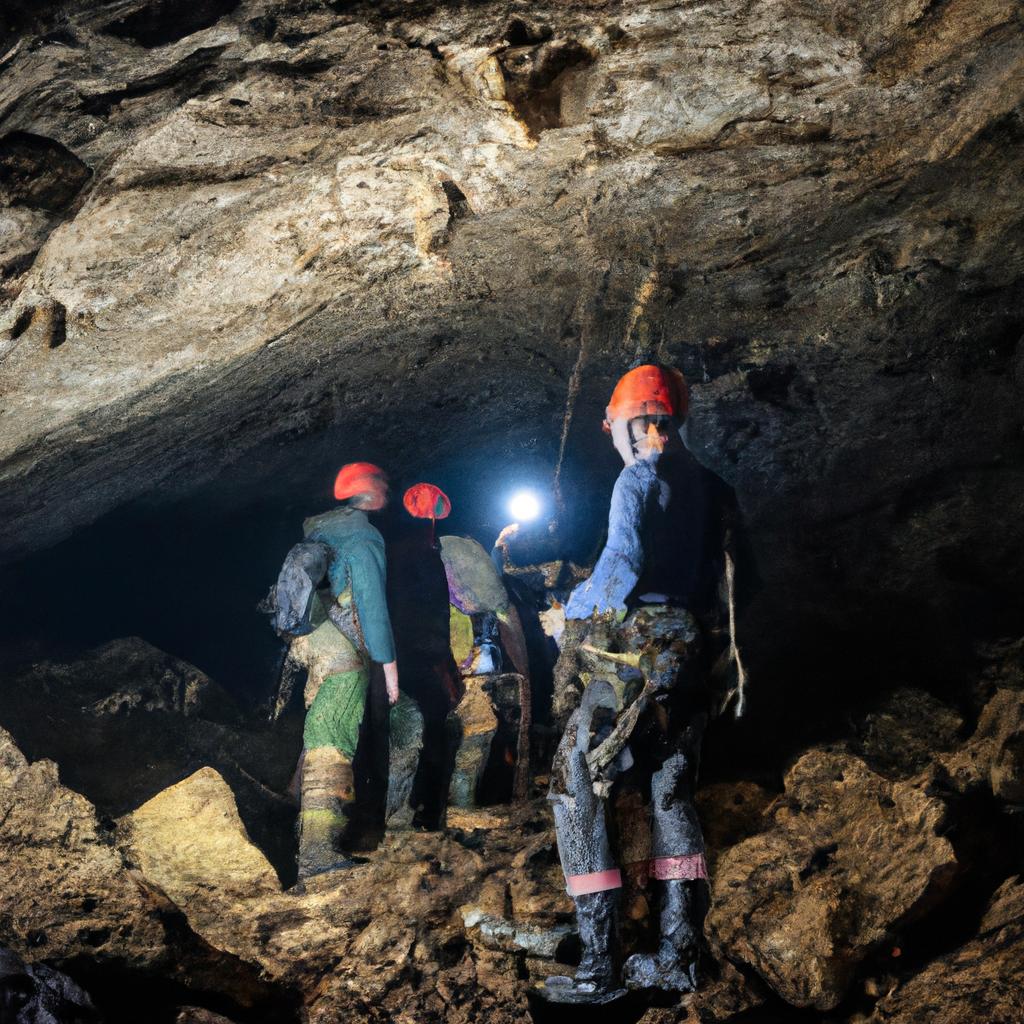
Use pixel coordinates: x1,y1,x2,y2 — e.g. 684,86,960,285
509,490,541,523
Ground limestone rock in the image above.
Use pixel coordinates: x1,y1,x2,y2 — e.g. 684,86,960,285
0,0,1020,702
851,688,964,780
869,875,1024,1024
0,638,302,878
118,767,280,911
0,727,275,1012
0,724,170,967
708,750,958,1010
941,688,1024,803
11,637,240,723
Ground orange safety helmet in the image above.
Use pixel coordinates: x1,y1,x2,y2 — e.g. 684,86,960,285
604,364,688,430
403,482,452,521
334,462,388,506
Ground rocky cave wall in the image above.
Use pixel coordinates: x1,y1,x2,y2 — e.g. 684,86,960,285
1,0,1023,1022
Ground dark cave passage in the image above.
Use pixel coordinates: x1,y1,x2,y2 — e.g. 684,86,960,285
0,420,615,707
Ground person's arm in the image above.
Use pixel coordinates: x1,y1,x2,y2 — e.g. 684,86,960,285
349,537,399,701
564,468,646,619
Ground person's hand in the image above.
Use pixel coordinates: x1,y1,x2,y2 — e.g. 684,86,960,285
383,661,399,705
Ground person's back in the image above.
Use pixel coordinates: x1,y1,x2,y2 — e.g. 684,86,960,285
267,463,407,882
634,450,725,618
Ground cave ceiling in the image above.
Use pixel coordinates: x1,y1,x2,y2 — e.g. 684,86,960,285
0,0,1022,668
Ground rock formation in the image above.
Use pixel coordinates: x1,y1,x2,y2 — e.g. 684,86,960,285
1,638,1021,1021
0,0,1022,1020
709,750,957,1010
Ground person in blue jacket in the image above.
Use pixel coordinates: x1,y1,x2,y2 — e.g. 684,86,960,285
544,365,740,1002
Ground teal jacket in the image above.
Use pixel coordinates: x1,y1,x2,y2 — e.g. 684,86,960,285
303,506,396,664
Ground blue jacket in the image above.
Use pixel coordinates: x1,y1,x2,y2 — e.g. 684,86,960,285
565,451,721,620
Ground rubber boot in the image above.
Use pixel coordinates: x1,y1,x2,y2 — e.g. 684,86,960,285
542,890,625,1003
296,746,359,881
624,879,703,991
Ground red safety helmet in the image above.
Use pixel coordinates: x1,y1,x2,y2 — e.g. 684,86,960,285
603,364,688,431
334,462,388,508
403,482,452,521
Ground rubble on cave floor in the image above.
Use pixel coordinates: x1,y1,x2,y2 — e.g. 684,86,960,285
1,638,1023,1023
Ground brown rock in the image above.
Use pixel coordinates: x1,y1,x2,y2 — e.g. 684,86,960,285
0,727,275,1010
708,750,958,1010
0,638,302,878
852,688,964,780
941,688,1024,803
870,876,1024,1024
117,767,280,912
0,724,169,967
696,780,774,872
0,2,1020,716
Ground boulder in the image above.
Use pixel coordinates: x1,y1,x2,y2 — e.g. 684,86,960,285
0,724,171,968
0,727,276,1011
0,638,302,878
850,688,965,780
870,875,1024,1024
941,688,1024,803
708,750,958,1010
117,767,280,909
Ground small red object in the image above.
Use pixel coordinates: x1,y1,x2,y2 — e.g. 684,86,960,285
403,482,452,521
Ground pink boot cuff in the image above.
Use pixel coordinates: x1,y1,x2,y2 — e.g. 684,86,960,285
565,868,623,895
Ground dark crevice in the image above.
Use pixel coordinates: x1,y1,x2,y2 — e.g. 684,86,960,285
47,301,67,349
504,17,553,47
34,26,80,48
0,248,41,283
79,46,231,115
440,178,472,220
0,131,91,212
497,39,596,137
62,947,303,1024
402,36,444,61
7,306,33,342
102,0,242,49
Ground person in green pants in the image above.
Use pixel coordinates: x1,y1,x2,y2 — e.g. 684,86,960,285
270,462,422,880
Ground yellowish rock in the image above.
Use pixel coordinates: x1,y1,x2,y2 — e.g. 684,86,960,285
119,767,280,905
